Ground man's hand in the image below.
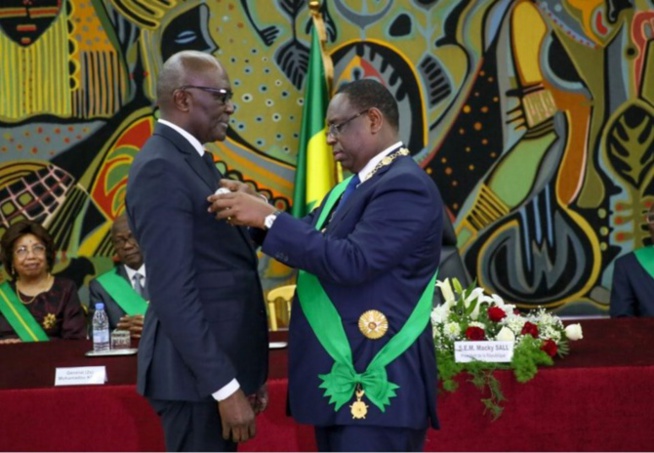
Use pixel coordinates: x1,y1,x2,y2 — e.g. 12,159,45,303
218,389,257,442
117,315,144,338
207,191,276,228
0,338,22,345
218,178,260,196
248,383,269,414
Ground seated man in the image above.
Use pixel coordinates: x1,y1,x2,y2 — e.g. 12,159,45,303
610,205,654,317
88,214,148,337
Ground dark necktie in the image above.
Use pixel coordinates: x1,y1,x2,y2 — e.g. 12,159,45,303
334,174,360,214
202,151,222,180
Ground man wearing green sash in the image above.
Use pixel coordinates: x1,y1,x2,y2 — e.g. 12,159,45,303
88,214,148,337
610,204,654,317
209,79,443,451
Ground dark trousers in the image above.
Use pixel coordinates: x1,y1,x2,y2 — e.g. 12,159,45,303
315,425,427,452
149,398,237,452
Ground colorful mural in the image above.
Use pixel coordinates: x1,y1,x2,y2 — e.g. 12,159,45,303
1,0,653,315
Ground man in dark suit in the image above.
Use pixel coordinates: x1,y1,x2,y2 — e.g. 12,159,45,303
610,204,654,317
209,79,442,452
88,214,147,338
125,50,269,451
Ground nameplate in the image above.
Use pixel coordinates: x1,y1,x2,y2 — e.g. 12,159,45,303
54,366,107,386
454,341,514,363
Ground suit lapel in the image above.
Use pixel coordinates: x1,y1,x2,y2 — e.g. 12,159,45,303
154,123,257,257
117,265,129,283
155,123,219,192
185,152,219,192
331,154,408,222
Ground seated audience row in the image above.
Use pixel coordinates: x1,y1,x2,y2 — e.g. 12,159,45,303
0,217,146,342
1,204,652,343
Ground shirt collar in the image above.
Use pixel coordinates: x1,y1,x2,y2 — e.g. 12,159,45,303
158,119,206,157
123,264,146,282
357,141,403,182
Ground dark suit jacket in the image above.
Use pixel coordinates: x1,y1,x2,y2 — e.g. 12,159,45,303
263,153,442,429
88,265,133,329
610,251,654,317
125,122,268,401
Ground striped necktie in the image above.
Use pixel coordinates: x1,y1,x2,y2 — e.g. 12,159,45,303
132,273,148,299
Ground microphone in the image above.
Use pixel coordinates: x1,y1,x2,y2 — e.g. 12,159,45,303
214,188,231,195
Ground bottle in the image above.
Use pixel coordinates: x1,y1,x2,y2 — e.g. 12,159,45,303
92,302,110,352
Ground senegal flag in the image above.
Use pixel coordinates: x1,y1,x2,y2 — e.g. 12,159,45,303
291,8,336,218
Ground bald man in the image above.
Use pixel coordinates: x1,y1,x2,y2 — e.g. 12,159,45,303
88,214,147,338
125,50,269,451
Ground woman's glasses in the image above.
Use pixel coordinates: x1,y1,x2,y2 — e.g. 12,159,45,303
14,244,46,258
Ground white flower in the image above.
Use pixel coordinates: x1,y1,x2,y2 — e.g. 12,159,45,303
565,323,583,341
496,326,515,342
537,312,557,328
444,322,461,339
490,293,505,307
436,279,456,304
463,287,487,320
540,325,561,342
505,315,526,333
469,321,486,330
433,326,442,340
431,300,453,324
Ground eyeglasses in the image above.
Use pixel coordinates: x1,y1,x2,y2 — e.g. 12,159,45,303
14,244,46,258
178,85,234,104
113,234,138,248
327,109,369,137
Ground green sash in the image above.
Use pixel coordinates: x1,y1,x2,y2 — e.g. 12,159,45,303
296,177,438,412
0,282,49,342
634,246,654,279
95,268,148,315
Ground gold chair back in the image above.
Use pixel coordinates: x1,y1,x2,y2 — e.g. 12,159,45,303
265,284,295,331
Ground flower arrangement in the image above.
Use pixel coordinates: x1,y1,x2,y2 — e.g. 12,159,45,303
431,278,583,419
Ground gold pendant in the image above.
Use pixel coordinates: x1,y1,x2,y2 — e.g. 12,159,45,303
350,389,368,419
358,309,389,339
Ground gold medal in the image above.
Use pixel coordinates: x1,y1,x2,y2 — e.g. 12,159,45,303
358,309,388,339
42,313,56,330
350,389,368,419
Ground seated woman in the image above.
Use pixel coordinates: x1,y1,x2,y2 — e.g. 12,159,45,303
0,220,86,343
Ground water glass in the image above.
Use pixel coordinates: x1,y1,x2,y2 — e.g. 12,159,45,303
110,329,131,349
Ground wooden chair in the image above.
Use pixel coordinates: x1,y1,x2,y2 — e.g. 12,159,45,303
265,285,295,330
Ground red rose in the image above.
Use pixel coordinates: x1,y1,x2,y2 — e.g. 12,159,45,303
465,326,485,341
521,322,539,338
487,306,507,322
541,339,558,357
